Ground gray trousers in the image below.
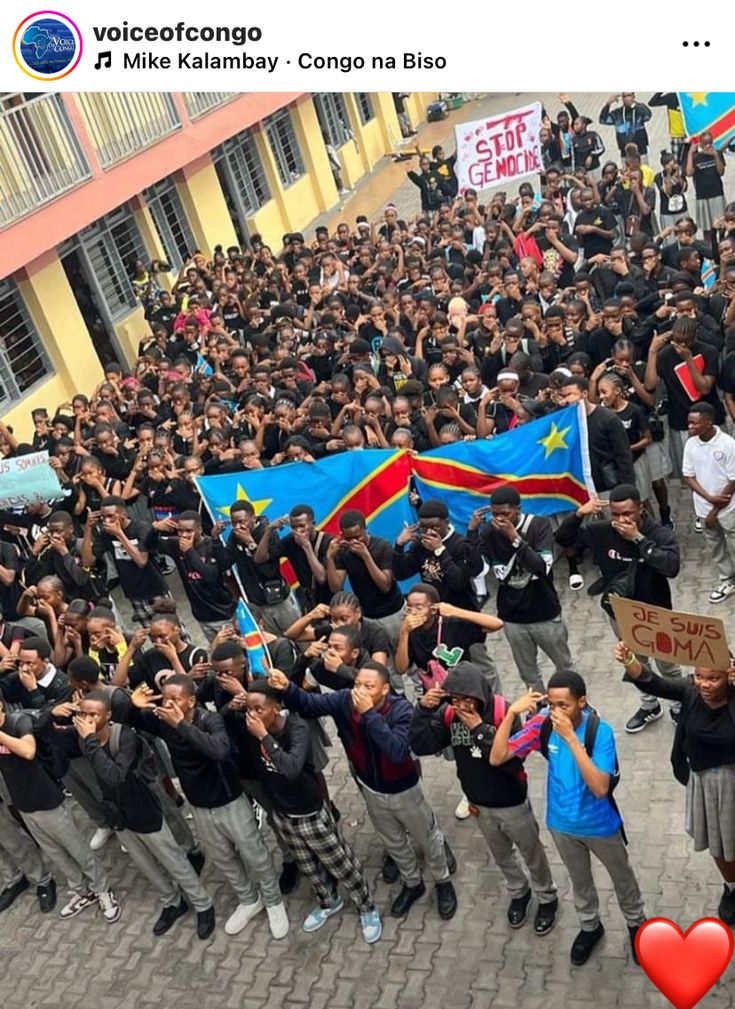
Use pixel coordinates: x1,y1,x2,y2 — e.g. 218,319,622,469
551,829,646,931
192,795,280,907
119,820,212,912
251,594,302,636
702,515,735,584
668,427,688,480
0,801,50,888
22,802,108,895
467,641,502,694
610,617,684,712
475,799,557,903
503,616,575,693
360,781,449,887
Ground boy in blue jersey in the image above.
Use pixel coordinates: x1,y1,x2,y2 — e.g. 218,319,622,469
490,671,646,966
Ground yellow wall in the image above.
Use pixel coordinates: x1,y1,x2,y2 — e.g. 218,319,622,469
175,156,238,258
113,305,148,363
6,253,103,437
291,98,339,214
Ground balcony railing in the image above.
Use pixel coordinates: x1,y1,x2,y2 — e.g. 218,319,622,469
182,92,238,119
0,94,91,229
77,93,180,169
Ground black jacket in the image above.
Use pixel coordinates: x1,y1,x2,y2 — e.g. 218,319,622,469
555,512,679,609
410,663,527,808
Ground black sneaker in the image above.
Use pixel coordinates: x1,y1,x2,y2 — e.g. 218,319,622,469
628,924,641,965
0,875,28,913
390,880,426,918
186,848,205,876
436,881,457,920
718,884,735,925
444,840,457,876
197,905,216,940
382,853,400,884
279,861,300,895
570,923,605,965
507,889,532,928
330,801,342,823
625,704,662,734
153,898,189,936
534,897,558,936
586,576,605,597
669,705,681,725
37,878,56,913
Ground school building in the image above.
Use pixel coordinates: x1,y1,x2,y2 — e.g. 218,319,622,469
0,90,436,433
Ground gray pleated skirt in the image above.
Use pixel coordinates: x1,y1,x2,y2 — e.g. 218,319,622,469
685,763,735,859
695,194,726,232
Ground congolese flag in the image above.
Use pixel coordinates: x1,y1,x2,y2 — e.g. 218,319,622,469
235,600,271,678
196,449,415,545
678,92,735,147
412,404,593,533
195,406,591,548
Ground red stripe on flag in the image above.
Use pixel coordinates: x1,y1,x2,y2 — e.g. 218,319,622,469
692,106,735,143
413,457,587,504
320,454,413,534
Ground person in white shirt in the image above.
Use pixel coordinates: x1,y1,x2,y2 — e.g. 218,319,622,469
682,402,735,602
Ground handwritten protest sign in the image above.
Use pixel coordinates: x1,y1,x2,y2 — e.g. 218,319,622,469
454,102,542,194
611,597,731,669
0,452,63,509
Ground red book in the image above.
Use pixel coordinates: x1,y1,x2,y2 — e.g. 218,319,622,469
674,353,705,402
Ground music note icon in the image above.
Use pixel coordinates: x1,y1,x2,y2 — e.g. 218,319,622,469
94,51,112,70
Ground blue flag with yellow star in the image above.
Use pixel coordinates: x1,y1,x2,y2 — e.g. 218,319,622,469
678,92,735,146
411,404,593,532
195,406,592,548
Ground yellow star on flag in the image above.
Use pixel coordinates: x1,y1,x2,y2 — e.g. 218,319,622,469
538,422,570,459
216,483,273,521
687,93,709,108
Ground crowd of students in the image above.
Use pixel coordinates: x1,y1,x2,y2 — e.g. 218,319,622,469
0,92,734,967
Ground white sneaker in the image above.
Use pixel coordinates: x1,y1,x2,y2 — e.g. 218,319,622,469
97,889,121,924
266,901,290,940
59,891,97,919
90,827,113,851
454,795,471,820
224,897,264,935
568,572,584,591
709,582,735,603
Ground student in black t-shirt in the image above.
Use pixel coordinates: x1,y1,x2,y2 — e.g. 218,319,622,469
155,511,235,643
644,315,723,478
284,592,392,666
254,504,333,611
467,487,574,693
394,584,503,694
326,510,405,646
573,188,618,262
86,498,167,627
597,373,653,508
116,615,208,691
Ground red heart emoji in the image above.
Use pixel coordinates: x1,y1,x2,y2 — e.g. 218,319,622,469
636,918,733,1009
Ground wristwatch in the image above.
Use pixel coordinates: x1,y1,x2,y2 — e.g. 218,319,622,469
434,546,446,557
511,537,522,549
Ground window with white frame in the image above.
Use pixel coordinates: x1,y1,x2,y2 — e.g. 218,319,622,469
354,93,375,125
314,94,352,146
264,109,305,187
0,278,52,406
144,178,196,269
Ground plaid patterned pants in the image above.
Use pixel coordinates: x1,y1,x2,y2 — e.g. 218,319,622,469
272,804,372,912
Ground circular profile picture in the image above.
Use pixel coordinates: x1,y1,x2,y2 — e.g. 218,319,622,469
13,11,83,81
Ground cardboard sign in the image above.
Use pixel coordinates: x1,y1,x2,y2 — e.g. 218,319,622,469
611,597,731,669
0,451,63,509
454,102,543,193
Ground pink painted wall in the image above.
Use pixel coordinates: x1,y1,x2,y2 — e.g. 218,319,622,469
2,92,304,281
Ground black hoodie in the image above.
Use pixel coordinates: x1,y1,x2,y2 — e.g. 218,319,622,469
409,662,527,808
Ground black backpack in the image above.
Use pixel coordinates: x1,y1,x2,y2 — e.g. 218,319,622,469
539,708,627,844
